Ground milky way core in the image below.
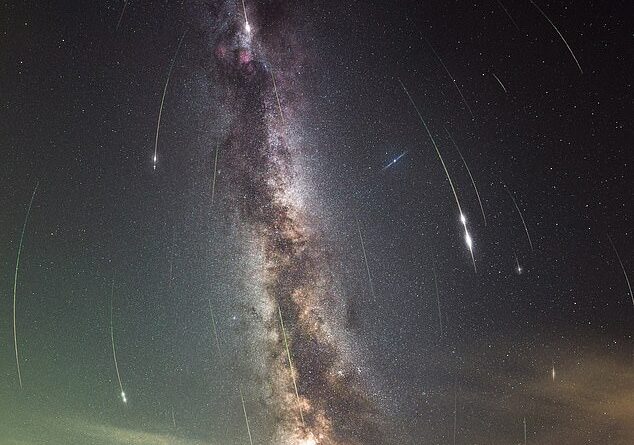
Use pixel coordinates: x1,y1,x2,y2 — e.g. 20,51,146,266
191,1,382,443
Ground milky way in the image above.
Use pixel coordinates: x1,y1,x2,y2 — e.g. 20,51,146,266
189,1,382,443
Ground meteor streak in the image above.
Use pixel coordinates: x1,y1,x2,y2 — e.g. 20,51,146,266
271,71,285,126
607,234,633,308
115,0,128,31
12,181,39,389
523,417,527,445
494,0,521,32
422,38,474,120
356,219,376,302
453,385,458,445
399,79,476,271
432,267,443,337
503,184,534,251
491,72,507,93
445,128,487,226
211,145,219,205
153,30,187,171
239,387,254,445
278,306,305,426
208,300,221,354
528,0,583,74
110,278,127,404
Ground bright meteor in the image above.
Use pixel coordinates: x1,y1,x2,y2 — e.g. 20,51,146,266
399,79,476,271
153,30,187,171
445,128,487,226
110,278,127,405
241,0,251,33
12,181,39,390
514,251,523,274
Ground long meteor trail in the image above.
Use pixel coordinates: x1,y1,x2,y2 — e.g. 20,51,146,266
528,0,583,74
12,181,39,389
239,387,254,445
399,79,476,271
445,128,487,226
278,306,305,426
607,234,633,307
153,30,187,171
503,184,534,251
110,278,127,404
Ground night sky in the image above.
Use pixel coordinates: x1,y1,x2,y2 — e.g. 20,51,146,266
1,1,632,444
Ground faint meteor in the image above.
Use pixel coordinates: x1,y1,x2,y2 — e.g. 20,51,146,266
211,145,219,205
445,128,487,226
12,181,39,389
422,37,474,120
208,300,221,354
452,385,458,445
503,184,534,251
278,306,305,426
356,219,377,302
494,0,521,32
171,406,176,428
110,278,127,404
523,416,527,445
153,30,187,171
399,79,476,271
168,228,176,287
491,72,507,93
271,71,285,126
607,234,633,307
241,0,251,33
551,361,556,381
432,267,443,337
528,0,583,74
115,0,129,31
239,387,254,445
382,151,407,170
